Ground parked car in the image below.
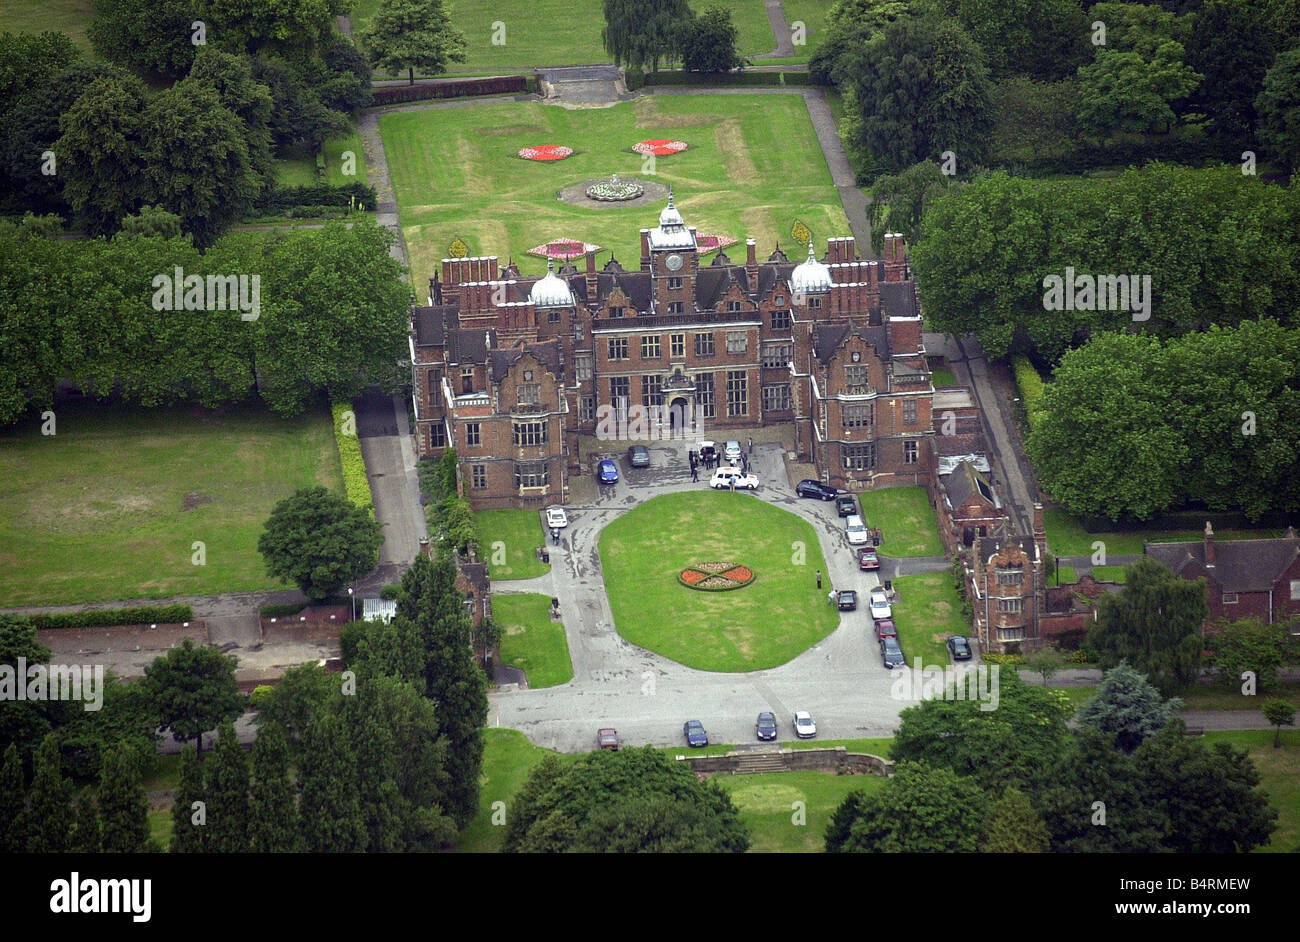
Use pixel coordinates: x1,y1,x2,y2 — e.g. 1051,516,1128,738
873,617,897,641
869,587,892,619
836,495,858,517
837,589,858,610
724,440,743,463
880,635,906,669
756,711,778,741
596,728,619,750
627,444,650,468
598,459,620,484
545,507,569,529
683,719,709,747
796,479,838,501
793,710,817,739
947,635,973,661
710,467,759,490
845,514,870,545
858,547,880,570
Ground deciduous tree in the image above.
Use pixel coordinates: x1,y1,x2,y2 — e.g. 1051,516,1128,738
170,745,206,853
835,761,990,852
298,711,365,853
361,0,466,85
248,721,299,852
204,720,250,852
98,744,150,852
143,638,243,756
980,786,1050,852
258,486,384,601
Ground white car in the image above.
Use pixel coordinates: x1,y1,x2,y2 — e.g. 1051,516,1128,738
869,587,892,619
845,514,869,546
545,507,569,529
710,466,758,490
793,711,817,739
724,440,743,463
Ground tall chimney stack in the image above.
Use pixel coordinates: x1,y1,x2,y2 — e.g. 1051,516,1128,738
1204,522,1215,567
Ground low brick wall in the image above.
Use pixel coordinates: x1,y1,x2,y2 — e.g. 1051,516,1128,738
677,746,893,776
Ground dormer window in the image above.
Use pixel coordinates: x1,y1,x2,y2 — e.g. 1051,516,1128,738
609,305,625,318
726,300,742,312
845,365,868,395
808,297,822,309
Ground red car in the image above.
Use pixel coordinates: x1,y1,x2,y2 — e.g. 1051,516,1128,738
597,728,619,750
858,547,880,570
874,618,897,641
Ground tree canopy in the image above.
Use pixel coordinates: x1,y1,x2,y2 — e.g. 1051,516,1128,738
1076,661,1183,752
257,486,384,600
360,0,466,85
828,761,991,852
142,638,243,754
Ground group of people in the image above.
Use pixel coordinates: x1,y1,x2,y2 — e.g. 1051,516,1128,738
686,439,753,483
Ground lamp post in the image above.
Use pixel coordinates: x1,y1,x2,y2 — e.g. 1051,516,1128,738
348,586,355,622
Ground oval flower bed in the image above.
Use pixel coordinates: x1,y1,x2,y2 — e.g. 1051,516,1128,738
633,139,688,157
519,145,573,161
678,562,755,591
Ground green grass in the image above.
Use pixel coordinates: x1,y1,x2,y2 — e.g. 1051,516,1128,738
714,769,885,852
1091,564,1127,583
692,0,780,57
148,809,173,850
0,401,343,605
1047,564,1076,587
0,0,94,55
139,753,182,792
476,509,550,580
779,0,836,57
1043,508,1285,559
457,728,582,852
1052,685,1098,712
1180,681,1300,711
600,491,837,671
323,133,369,186
931,368,956,387
274,155,319,188
492,593,574,687
1202,730,1300,853
889,572,967,667
854,486,945,557
378,93,849,293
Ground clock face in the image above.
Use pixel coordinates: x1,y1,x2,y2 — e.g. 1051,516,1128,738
851,351,861,362
665,254,683,272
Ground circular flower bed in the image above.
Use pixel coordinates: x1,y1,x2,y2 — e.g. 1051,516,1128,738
633,139,688,157
585,174,644,201
519,145,573,161
678,561,755,591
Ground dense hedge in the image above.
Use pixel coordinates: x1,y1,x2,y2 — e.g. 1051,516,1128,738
254,182,377,212
1012,356,1047,431
643,70,813,87
29,605,193,629
259,602,308,618
332,399,374,517
370,75,528,105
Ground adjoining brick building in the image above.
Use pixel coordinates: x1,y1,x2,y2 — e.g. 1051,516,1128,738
408,195,934,507
1145,523,1300,628
967,504,1048,651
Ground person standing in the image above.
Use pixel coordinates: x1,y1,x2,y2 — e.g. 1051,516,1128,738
691,464,698,482
816,570,822,589
828,589,836,606
748,437,753,454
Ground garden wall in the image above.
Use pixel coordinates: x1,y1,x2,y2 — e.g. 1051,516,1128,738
370,75,530,105
677,747,893,776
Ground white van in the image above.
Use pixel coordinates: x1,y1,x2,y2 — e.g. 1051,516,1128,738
710,466,758,490
845,514,869,545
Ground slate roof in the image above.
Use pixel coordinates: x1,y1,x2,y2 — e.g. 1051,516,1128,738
813,324,891,363
880,282,919,319
975,531,1037,563
1145,532,1300,592
449,327,495,365
457,561,490,594
413,306,457,346
944,459,999,509
489,339,563,384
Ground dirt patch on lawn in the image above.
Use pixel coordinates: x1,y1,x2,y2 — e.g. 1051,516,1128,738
182,491,213,511
479,124,549,136
633,97,719,128
716,120,757,185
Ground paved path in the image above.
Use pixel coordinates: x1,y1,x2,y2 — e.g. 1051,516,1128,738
354,389,427,583
755,0,796,58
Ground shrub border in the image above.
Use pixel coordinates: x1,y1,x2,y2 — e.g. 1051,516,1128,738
28,604,193,629
332,399,374,518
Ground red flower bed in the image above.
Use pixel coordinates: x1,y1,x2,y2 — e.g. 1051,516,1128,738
519,145,573,161
633,139,688,156
678,562,755,591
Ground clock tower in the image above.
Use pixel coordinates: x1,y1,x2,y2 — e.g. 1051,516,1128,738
645,189,698,314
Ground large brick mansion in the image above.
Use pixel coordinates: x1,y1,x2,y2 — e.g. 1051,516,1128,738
409,196,935,508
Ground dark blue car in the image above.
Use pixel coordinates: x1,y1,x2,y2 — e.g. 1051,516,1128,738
683,719,708,747
598,459,620,484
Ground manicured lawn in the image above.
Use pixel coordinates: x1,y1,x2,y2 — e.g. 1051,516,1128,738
692,0,779,58
600,491,837,671
1091,564,1127,583
1052,685,1097,712
931,368,957,387
456,728,582,852
779,0,836,57
0,0,94,54
476,509,550,580
148,810,173,851
714,770,886,852
1203,730,1300,853
323,133,369,186
889,572,966,668
854,486,945,557
274,155,319,187
492,593,573,687
379,93,849,294
1043,508,1284,559
1047,564,1076,587
0,402,343,605
1180,681,1300,711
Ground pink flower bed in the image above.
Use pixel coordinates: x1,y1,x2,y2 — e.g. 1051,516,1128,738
633,139,688,156
695,233,739,253
519,145,573,161
526,238,602,259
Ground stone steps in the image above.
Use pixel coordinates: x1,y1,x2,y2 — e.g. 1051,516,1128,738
734,753,787,774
